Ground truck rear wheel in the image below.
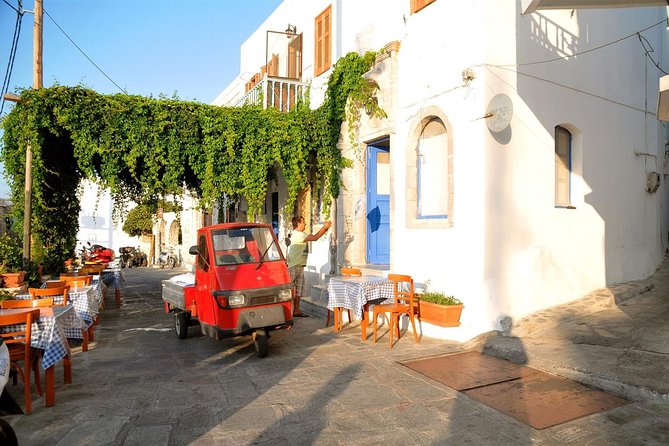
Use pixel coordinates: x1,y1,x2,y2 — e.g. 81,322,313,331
253,330,268,358
174,311,190,339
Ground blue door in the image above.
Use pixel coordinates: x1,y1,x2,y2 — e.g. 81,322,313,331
366,143,390,264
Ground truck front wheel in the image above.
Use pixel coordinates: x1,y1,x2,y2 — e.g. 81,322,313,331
253,329,268,358
174,311,190,339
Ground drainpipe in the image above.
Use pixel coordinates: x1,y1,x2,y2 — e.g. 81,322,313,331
329,197,337,275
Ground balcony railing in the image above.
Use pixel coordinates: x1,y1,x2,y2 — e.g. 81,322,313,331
235,76,308,112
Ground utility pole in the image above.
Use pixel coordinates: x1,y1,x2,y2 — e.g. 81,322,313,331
22,0,43,266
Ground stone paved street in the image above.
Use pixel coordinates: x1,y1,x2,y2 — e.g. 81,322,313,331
4,267,668,445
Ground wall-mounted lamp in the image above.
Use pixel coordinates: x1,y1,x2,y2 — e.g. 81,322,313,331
285,24,297,37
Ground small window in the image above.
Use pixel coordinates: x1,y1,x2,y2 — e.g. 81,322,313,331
314,5,332,76
197,234,209,272
411,0,436,14
417,119,449,218
555,126,572,207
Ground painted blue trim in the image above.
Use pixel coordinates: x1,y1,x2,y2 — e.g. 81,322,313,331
417,214,448,220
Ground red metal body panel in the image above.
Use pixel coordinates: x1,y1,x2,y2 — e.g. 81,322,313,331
191,223,292,333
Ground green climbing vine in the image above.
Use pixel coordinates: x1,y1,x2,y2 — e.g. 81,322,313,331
0,50,383,274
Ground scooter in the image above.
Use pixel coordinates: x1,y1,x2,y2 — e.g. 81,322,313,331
157,246,178,269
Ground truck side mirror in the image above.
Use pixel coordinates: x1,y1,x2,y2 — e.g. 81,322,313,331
188,245,199,256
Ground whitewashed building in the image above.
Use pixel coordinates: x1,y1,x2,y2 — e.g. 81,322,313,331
214,0,669,337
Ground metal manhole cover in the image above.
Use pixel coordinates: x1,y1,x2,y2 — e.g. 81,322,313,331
402,351,629,429
402,351,539,390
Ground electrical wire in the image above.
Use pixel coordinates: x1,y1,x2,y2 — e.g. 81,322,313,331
637,32,668,75
488,18,667,68
2,0,18,13
484,64,653,115
43,8,126,93
0,0,23,116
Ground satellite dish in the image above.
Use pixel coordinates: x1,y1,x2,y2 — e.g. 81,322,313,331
486,94,513,133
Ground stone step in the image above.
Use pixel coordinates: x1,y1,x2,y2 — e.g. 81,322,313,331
299,284,330,319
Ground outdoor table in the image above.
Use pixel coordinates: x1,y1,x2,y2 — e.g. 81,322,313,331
17,284,99,348
97,269,125,307
327,275,393,340
0,306,84,407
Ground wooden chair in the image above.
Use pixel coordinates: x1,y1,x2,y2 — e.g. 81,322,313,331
1,298,54,309
0,309,42,414
373,274,419,349
61,275,92,287
326,267,358,330
28,286,70,306
45,280,66,289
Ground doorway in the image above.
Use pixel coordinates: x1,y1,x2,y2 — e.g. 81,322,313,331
366,138,390,265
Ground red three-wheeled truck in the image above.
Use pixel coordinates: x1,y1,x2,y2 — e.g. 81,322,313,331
161,223,294,357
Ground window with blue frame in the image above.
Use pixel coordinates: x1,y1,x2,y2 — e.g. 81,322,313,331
555,126,572,207
417,119,449,218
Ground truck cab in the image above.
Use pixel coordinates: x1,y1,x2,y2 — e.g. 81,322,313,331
163,222,294,357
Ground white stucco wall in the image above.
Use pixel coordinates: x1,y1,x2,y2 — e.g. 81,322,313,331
389,3,668,331
77,181,141,256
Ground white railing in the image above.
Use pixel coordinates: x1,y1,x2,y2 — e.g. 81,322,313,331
235,76,308,112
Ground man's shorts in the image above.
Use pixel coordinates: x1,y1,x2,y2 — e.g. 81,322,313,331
288,266,305,297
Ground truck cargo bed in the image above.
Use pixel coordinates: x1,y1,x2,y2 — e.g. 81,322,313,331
161,280,192,310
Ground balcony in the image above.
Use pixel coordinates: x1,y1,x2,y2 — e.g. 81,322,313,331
235,75,308,112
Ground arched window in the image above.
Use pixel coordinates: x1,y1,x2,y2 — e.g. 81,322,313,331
418,119,449,218
555,126,572,207
168,220,182,245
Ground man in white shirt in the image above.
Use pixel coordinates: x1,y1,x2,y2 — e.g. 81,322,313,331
286,215,331,317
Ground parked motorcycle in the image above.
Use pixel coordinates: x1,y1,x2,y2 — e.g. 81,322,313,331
80,242,115,265
157,246,179,269
119,246,148,268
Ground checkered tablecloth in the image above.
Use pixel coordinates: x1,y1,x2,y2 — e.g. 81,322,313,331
16,285,99,329
0,305,84,369
100,269,125,289
66,287,99,327
327,276,393,319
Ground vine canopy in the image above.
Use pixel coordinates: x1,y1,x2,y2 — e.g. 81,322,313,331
0,50,381,273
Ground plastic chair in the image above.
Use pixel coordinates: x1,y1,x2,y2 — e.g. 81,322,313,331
326,267,358,329
0,309,42,414
28,286,70,306
373,274,419,349
45,280,66,289
1,298,54,309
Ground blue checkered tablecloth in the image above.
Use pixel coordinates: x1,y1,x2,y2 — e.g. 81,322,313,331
16,285,99,329
100,269,125,289
327,276,393,319
0,305,84,369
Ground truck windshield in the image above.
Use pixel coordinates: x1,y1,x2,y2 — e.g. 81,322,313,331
212,227,282,266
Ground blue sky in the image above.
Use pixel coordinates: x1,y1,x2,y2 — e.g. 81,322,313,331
0,0,282,197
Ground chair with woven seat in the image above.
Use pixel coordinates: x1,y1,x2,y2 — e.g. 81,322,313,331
372,274,419,349
28,286,70,306
326,267,358,330
0,309,42,414
1,298,54,309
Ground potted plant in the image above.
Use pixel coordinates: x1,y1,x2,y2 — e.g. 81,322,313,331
416,282,463,327
0,234,26,288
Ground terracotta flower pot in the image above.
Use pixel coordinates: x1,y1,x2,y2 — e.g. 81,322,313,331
2,272,26,288
418,301,463,327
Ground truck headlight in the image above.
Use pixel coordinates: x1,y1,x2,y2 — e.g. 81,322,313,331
228,294,245,306
278,289,292,301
